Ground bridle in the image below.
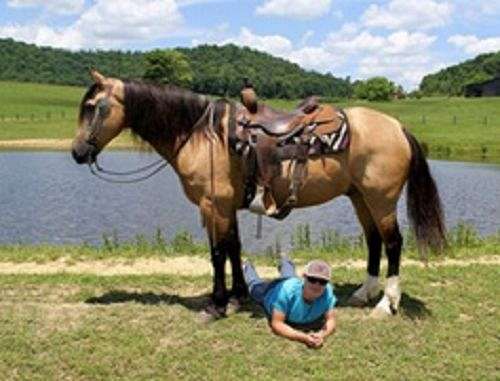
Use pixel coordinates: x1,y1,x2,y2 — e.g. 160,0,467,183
83,95,168,184
84,95,218,184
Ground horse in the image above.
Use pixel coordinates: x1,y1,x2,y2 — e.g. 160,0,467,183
71,70,446,319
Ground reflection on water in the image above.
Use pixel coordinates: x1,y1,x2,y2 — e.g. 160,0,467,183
0,152,499,252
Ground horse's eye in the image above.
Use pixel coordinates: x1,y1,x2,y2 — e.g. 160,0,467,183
97,100,110,116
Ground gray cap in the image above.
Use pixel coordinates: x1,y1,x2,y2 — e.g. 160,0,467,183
303,260,331,281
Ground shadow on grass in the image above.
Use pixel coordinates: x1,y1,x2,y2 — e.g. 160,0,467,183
85,290,268,319
86,291,210,311
85,282,430,321
335,283,431,320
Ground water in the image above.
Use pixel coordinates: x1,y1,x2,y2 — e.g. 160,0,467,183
0,151,498,252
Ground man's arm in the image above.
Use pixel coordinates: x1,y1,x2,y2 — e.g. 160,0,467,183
312,309,336,343
269,310,321,348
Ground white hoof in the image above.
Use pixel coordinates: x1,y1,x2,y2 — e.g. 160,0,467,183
348,275,380,306
371,276,401,317
347,294,369,307
370,305,392,319
371,295,394,318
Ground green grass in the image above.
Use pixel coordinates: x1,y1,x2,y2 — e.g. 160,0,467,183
0,224,498,264
0,81,82,139
0,264,498,380
1,81,499,163
267,96,500,163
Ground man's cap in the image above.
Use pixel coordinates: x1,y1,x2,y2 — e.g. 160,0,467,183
303,260,331,281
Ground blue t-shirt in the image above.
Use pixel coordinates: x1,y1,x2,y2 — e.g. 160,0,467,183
263,277,336,324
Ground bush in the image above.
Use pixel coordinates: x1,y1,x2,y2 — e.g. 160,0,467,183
354,76,396,101
143,49,193,87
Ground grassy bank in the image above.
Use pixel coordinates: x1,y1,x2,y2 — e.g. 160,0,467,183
1,224,498,264
0,226,498,379
0,263,498,379
1,81,499,163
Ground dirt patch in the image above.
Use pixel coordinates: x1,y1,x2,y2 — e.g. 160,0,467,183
0,139,134,150
0,256,498,277
0,139,72,149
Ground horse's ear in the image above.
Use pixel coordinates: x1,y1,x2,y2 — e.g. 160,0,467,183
90,69,106,85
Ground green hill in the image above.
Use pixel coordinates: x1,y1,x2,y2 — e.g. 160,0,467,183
420,51,500,95
0,38,350,99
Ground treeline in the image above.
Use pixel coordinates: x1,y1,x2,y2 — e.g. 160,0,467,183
420,51,500,96
178,44,351,98
0,38,145,85
0,38,351,99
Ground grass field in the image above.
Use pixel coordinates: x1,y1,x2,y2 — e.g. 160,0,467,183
0,81,499,163
0,227,498,379
269,97,500,163
0,245,498,380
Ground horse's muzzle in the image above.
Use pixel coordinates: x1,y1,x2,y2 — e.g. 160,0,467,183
71,140,98,164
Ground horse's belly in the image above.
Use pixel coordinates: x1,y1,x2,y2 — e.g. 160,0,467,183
272,157,350,207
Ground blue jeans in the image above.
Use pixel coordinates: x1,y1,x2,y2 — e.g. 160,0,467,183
243,257,296,304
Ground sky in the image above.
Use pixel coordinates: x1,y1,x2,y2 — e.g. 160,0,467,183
0,0,499,89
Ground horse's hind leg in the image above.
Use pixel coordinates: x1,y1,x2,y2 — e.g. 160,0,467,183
348,190,382,306
350,189,403,316
370,208,403,317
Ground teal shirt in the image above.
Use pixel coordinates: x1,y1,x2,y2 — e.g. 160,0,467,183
263,277,336,324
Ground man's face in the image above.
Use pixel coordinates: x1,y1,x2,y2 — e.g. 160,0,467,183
303,276,328,301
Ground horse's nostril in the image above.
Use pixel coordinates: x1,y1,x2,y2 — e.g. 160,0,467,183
71,147,90,164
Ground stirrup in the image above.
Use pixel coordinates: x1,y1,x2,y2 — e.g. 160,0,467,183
248,185,293,220
248,185,278,216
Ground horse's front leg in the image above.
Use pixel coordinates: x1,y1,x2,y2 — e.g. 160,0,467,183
225,221,248,311
205,236,229,318
200,199,239,319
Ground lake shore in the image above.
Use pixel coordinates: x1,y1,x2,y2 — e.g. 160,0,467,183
1,138,499,164
0,139,136,151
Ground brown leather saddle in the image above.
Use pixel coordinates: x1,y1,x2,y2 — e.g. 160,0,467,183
231,80,350,219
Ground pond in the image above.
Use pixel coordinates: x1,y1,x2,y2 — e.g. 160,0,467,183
0,151,498,252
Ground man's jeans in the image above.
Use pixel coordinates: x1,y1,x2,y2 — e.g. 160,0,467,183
243,256,296,305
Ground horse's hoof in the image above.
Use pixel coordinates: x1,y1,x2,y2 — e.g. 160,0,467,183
347,295,368,307
226,297,243,315
370,306,391,319
199,303,226,323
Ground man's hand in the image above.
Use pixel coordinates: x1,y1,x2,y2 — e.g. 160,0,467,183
270,309,336,349
304,333,323,348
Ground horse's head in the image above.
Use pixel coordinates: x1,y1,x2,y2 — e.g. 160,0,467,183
71,70,126,164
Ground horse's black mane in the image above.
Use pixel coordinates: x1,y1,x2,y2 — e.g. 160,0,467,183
123,81,225,145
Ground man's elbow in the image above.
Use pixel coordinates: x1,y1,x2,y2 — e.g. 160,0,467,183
269,320,281,335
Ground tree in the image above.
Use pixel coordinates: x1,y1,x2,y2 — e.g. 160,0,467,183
143,49,193,87
354,76,396,101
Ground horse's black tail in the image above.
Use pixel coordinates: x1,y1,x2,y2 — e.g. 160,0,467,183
403,129,447,254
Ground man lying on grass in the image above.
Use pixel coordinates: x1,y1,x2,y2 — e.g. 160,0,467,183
243,256,337,348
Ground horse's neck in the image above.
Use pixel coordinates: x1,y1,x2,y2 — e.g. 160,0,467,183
128,90,207,163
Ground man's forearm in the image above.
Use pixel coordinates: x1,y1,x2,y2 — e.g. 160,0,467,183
320,311,336,338
271,320,308,343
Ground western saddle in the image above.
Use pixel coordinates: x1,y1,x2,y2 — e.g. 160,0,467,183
231,80,350,219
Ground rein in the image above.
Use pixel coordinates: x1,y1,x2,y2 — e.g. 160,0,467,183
88,159,169,184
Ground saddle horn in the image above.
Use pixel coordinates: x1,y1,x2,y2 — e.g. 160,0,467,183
240,78,258,114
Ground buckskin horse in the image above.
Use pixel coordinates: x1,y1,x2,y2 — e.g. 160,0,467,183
71,70,445,319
